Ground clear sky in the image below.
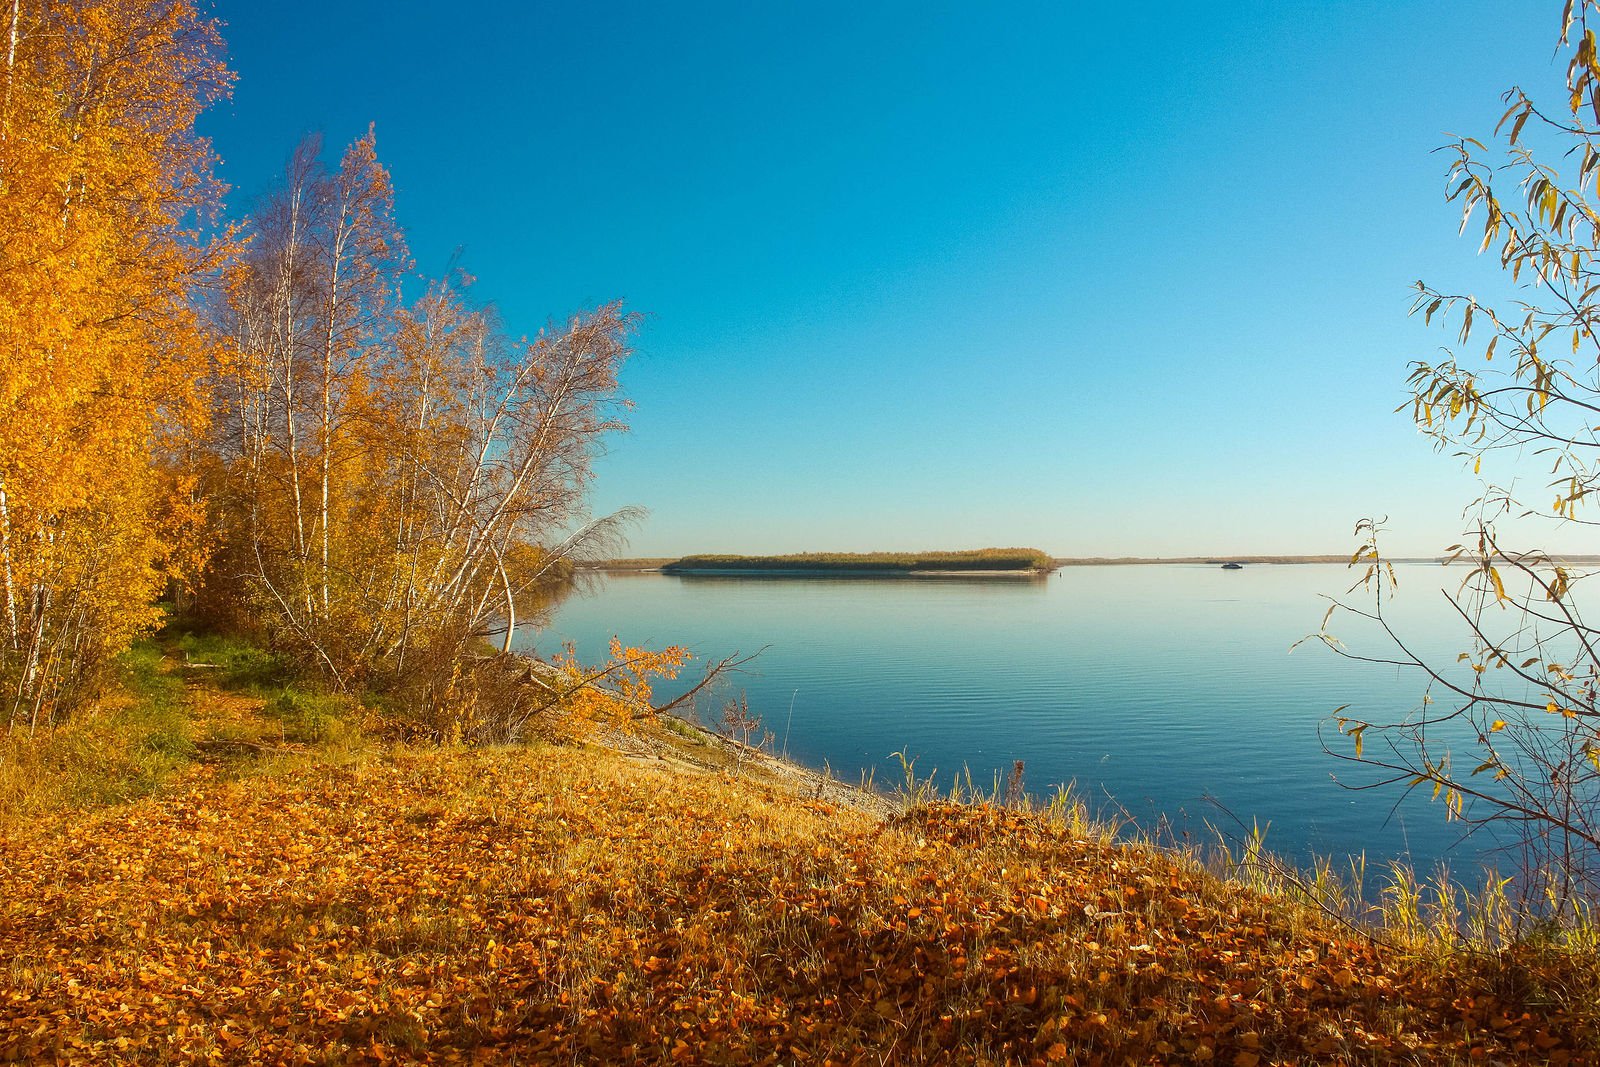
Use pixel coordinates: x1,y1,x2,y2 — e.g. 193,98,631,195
202,0,1570,558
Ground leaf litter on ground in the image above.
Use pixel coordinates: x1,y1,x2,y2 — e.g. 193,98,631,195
2,673,1596,1064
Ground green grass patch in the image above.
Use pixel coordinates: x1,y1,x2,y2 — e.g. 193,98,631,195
0,625,377,834
263,688,355,745
660,714,706,744
170,628,290,691
0,639,200,831
102,639,198,776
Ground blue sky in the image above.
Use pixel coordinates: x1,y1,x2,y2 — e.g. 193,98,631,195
203,0,1567,557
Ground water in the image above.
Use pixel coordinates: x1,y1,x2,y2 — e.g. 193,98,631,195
524,563,1539,883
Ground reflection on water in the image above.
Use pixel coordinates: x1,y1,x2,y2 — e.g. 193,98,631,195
525,563,1522,883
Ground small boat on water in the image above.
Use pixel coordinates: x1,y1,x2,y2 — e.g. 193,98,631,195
1221,561,1244,570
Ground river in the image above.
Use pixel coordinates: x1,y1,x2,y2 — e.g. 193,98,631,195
524,562,1548,886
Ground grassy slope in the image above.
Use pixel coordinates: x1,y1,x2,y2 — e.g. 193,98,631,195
2,654,1597,1064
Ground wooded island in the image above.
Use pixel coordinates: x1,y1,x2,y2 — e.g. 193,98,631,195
659,549,1057,574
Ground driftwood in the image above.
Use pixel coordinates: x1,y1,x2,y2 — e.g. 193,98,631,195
191,738,297,757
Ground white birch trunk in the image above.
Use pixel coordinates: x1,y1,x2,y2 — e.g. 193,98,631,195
0,480,17,650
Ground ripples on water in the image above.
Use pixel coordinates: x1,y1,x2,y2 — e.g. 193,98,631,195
527,563,1535,883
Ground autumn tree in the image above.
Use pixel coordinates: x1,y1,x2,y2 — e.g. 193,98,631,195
201,135,643,734
1321,1,1600,908
201,131,407,678
0,0,227,728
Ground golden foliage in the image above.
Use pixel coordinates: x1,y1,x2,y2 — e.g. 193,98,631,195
548,637,689,728
0,0,227,725
1,5,633,729
199,147,637,710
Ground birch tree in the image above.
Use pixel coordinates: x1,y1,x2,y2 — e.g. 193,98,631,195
0,0,226,727
203,139,640,727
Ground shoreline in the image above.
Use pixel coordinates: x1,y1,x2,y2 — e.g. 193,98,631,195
587,554,1600,572
659,567,1047,578
589,556,1432,573
1055,555,1391,566
594,710,900,817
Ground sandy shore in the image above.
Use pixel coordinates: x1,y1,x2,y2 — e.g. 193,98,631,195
590,711,900,818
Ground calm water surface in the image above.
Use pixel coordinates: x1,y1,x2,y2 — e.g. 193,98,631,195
524,563,1521,881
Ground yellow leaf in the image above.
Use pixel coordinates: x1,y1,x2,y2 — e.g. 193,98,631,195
1488,566,1508,602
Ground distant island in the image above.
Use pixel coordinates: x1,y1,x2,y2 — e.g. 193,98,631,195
590,552,1600,573
1052,555,1360,566
656,549,1057,576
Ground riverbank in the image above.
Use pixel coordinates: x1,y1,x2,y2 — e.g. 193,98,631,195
590,708,898,818
3,643,1598,1062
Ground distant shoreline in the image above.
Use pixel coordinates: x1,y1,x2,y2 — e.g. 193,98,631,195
589,554,1397,572
586,553,1600,573
636,567,1048,579
1052,554,1600,566
1055,555,1382,566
